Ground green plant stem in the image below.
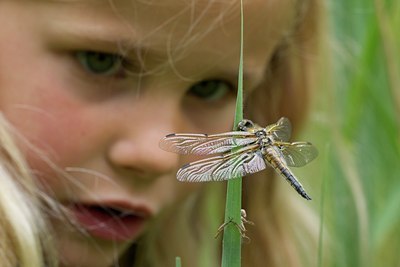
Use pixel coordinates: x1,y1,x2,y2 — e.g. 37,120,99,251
175,257,181,267
221,1,244,267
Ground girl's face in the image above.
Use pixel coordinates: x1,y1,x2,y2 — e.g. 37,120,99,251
0,0,296,266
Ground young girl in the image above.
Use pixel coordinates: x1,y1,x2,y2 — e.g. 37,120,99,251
0,0,321,266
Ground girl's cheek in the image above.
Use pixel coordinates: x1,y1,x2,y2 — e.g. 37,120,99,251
6,85,95,178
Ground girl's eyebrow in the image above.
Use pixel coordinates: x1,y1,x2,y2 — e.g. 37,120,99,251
46,0,111,3
46,16,148,55
41,0,141,46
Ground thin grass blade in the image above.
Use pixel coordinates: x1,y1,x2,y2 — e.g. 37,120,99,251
221,1,244,267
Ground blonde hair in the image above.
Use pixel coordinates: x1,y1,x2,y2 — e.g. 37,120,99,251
0,114,56,267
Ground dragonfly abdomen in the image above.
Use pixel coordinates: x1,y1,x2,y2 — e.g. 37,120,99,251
264,146,312,200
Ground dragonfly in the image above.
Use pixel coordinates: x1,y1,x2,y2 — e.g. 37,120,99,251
159,117,318,200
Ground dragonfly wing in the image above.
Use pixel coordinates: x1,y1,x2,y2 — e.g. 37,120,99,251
266,117,292,142
176,145,267,182
279,142,318,167
159,132,258,155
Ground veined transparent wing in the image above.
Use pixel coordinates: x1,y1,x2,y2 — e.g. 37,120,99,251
177,144,267,182
159,131,258,155
277,141,318,167
265,117,292,142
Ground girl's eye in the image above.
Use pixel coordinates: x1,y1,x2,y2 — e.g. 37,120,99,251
76,51,125,76
188,79,235,101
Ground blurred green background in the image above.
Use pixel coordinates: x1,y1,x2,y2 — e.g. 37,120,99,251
300,0,400,266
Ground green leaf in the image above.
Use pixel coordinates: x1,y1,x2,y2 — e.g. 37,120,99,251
221,1,244,267
175,256,181,267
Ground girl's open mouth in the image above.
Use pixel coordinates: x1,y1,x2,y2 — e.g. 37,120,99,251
70,203,150,242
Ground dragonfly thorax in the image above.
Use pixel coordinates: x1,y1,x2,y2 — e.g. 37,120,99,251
258,135,273,149
255,129,267,138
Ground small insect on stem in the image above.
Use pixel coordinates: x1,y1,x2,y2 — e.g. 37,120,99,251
215,209,254,243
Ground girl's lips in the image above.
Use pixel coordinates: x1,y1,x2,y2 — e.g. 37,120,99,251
70,203,151,242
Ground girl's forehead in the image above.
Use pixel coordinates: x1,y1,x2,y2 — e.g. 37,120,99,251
43,0,296,34
41,0,296,51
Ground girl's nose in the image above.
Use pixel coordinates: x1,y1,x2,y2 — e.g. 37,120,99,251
107,102,181,180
